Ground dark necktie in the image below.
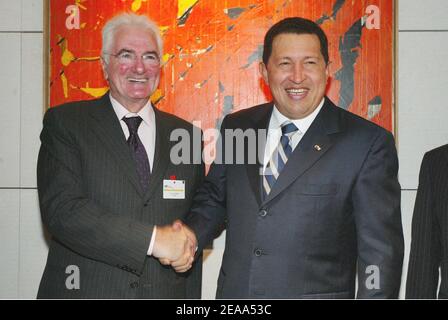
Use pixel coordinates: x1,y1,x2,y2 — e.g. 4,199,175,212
122,116,151,192
263,122,299,198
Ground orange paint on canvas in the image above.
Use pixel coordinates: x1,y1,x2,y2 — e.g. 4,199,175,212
49,0,394,133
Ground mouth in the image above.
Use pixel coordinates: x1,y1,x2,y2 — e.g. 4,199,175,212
285,88,308,100
128,78,148,84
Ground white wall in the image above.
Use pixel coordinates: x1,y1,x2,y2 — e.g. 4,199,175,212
1,0,447,299
0,0,46,299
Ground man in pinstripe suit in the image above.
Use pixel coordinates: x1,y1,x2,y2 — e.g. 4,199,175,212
36,13,203,299
406,144,448,299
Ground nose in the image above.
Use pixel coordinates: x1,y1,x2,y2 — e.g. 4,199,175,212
132,56,146,73
290,63,305,83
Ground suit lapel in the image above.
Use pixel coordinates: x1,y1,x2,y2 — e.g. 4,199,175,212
89,94,144,197
245,104,273,206
262,98,344,205
144,108,172,200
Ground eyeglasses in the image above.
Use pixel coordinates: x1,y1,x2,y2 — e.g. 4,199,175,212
104,50,160,66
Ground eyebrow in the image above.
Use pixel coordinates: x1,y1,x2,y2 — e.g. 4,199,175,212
116,48,159,57
277,55,320,61
116,48,133,55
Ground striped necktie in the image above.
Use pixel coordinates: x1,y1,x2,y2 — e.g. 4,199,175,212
263,122,299,198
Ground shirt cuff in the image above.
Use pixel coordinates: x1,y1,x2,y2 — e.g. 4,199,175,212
147,226,157,256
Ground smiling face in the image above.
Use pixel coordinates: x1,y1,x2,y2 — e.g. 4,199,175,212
102,25,161,112
260,33,329,119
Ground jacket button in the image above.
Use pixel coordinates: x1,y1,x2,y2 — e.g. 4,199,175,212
254,249,262,257
130,282,139,289
259,209,267,217
143,201,149,207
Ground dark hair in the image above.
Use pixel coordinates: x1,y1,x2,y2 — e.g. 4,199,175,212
262,17,329,65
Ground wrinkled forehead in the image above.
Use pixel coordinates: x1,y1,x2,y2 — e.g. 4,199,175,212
112,25,159,53
271,33,323,57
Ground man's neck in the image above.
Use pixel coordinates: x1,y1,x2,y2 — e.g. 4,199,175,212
110,93,150,113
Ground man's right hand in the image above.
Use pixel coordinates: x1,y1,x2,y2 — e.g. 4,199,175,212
152,220,197,273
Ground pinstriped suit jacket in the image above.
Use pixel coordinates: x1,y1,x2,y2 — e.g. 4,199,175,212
406,144,448,299
37,94,204,298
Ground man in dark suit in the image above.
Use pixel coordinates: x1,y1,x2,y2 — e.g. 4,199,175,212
183,17,404,298
406,144,448,299
37,13,203,298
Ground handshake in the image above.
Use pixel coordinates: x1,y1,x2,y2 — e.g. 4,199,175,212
152,220,197,273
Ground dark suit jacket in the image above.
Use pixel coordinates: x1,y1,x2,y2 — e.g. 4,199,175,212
37,94,204,299
406,144,448,299
186,98,403,299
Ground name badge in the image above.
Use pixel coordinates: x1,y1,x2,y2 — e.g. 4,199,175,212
163,180,186,199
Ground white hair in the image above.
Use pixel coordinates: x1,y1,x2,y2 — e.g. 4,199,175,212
101,13,163,64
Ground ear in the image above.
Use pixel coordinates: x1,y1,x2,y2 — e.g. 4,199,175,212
325,60,331,79
100,56,109,80
259,61,269,84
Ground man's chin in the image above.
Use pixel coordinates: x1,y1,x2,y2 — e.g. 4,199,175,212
127,93,152,101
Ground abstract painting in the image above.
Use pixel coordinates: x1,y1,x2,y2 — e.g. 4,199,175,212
48,0,395,133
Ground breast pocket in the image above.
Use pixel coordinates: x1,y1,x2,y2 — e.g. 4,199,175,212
293,183,343,240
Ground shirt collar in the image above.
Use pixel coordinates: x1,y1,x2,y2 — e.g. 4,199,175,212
109,94,154,126
271,97,325,134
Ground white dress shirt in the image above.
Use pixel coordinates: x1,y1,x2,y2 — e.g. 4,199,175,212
109,94,157,256
263,98,325,171
110,95,156,170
